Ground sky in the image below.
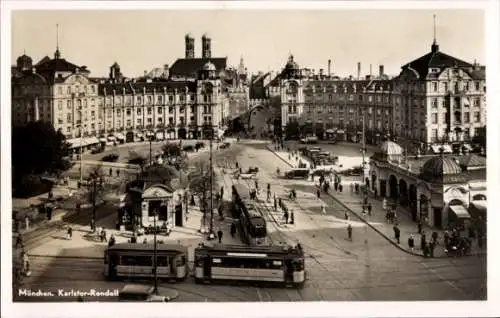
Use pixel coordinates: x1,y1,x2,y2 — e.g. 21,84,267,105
11,9,485,78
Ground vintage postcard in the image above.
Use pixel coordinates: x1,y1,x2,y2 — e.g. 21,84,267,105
1,1,498,318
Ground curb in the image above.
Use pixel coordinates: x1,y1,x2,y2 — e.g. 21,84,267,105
266,145,485,259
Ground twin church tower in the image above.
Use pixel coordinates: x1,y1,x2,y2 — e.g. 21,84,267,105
184,33,212,59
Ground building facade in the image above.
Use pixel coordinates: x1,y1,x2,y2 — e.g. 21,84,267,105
369,141,486,229
11,35,249,143
272,39,486,147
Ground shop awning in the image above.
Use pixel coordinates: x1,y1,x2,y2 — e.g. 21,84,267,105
469,181,486,191
136,133,144,138
115,133,125,140
99,138,107,143
336,130,345,134
67,137,100,149
431,144,453,154
325,129,335,133
470,200,487,211
449,205,471,219
107,136,116,141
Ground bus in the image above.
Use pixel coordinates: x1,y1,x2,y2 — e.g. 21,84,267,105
103,243,188,282
194,243,306,287
232,184,267,245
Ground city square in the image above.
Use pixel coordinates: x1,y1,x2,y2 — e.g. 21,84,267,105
5,6,490,310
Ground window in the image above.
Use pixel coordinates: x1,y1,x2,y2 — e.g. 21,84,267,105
431,98,438,108
432,82,438,92
137,108,141,115
91,111,95,118
67,114,71,121
158,117,163,123
67,86,71,94
67,127,71,133
180,95,185,102
147,107,152,115
463,112,470,123
329,95,332,100
169,107,173,114
432,113,438,124
67,100,72,109
474,112,480,122
116,109,121,116
107,110,112,118
443,82,448,92
58,118,63,124
58,87,62,95
91,85,95,93
58,101,63,110
180,106,185,113
147,118,152,124
169,95,173,103
432,129,438,139
474,98,480,107
368,95,373,102
464,128,470,138
158,107,162,114
158,96,163,104
126,120,131,127
475,81,480,91
126,109,131,116
137,118,142,125
137,96,142,105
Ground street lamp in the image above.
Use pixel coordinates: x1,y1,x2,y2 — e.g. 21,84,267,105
360,112,367,190
78,109,84,185
152,207,158,295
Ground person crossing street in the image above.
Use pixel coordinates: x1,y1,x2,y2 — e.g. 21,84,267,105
347,224,353,241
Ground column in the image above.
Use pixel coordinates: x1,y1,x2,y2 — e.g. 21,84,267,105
34,97,40,121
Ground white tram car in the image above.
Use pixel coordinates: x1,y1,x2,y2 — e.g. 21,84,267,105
194,243,306,287
104,243,188,281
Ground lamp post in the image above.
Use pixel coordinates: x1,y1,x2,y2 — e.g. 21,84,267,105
209,127,214,237
79,110,83,185
153,207,158,294
361,112,367,190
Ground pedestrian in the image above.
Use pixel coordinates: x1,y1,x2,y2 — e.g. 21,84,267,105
131,234,137,244
367,203,372,216
221,186,224,200
334,182,338,192
431,231,439,245
116,169,120,177
444,230,450,249
417,220,423,234
108,234,116,247
143,238,148,244
344,211,349,220
393,225,400,244
363,195,368,206
16,235,23,249
67,227,73,240
230,223,236,237
109,167,113,176
347,224,353,241
408,234,415,252
316,189,321,199
290,211,295,225
217,229,223,244
321,203,326,215
254,180,258,191
420,231,426,250
102,229,107,242
429,239,436,258
339,183,343,193
284,210,289,224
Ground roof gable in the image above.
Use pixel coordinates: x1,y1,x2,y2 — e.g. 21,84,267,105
401,49,473,79
169,57,227,78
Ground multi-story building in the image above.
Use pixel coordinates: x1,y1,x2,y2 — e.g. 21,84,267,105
271,37,486,149
274,55,394,144
12,34,247,146
392,39,486,151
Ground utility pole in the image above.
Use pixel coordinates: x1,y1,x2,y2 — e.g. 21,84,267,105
209,130,214,237
361,112,366,189
153,207,158,294
79,115,83,185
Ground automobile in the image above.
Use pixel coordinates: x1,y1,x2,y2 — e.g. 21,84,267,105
284,168,309,179
247,167,259,174
118,284,170,302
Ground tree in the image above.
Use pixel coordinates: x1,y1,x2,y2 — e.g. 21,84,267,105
83,165,108,231
188,160,219,224
12,121,69,185
285,121,300,140
162,142,182,158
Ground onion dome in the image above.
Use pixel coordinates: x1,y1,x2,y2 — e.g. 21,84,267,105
16,53,33,70
422,156,462,178
203,61,216,71
285,54,299,70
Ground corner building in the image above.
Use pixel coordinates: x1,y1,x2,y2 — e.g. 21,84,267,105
273,39,485,149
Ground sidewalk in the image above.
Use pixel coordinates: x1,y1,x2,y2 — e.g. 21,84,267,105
267,145,486,259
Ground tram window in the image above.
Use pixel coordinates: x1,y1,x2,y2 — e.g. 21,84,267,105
121,255,152,266
292,259,305,271
212,258,222,264
156,256,168,267
110,254,119,266
195,255,204,266
272,261,282,267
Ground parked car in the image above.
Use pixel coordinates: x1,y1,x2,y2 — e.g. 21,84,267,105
118,284,170,302
284,168,310,179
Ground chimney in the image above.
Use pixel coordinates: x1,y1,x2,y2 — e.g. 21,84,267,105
370,64,372,76
357,62,361,80
328,59,331,76
379,65,384,78
319,69,324,78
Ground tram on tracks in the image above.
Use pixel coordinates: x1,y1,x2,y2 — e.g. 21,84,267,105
103,243,188,282
194,243,306,287
231,183,267,245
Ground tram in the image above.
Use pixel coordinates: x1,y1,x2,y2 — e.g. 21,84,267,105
194,243,306,287
103,243,188,282
231,184,267,245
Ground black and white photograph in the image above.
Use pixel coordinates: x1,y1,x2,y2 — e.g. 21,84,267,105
1,1,499,317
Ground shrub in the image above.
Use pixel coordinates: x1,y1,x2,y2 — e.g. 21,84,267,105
14,174,51,198
102,153,119,162
195,142,205,149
